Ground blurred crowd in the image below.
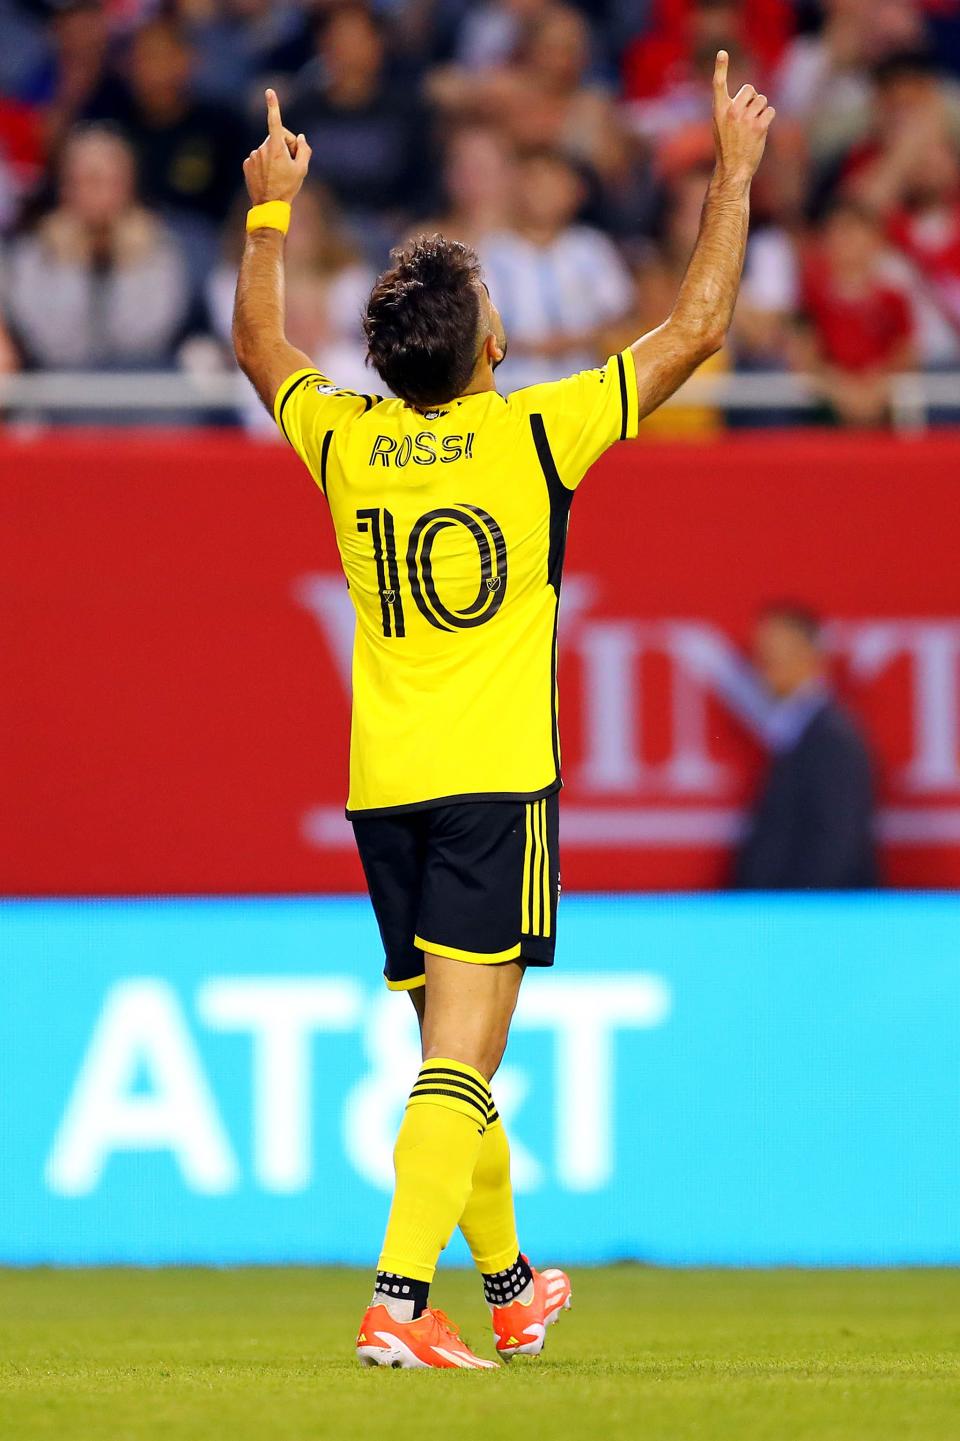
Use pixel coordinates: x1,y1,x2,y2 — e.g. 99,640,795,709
2,0,960,428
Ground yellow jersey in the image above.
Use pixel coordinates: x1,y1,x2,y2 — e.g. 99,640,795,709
275,351,640,815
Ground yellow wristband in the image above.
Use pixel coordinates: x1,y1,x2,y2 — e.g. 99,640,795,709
246,201,291,235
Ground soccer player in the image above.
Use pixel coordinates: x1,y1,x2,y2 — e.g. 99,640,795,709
233,56,774,1369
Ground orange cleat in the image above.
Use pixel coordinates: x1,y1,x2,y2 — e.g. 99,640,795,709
356,1304,498,1369
491,1262,572,1361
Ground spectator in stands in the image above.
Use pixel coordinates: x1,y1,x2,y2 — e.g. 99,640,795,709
1,125,188,371
838,48,960,202
796,199,915,426
774,0,925,160
176,0,312,110
845,54,960,369
288,4,432,256
502,5,626,181
3,0,959,430
886,136,960,373
24,0,116,157
734,603,880,890
624,0,792,90
208,180,374,426
415,123,517,248
623,0,775,142
0,94,44,233
453,0,555,71
432,4,628,187
483,147,633,390
86,17,248,230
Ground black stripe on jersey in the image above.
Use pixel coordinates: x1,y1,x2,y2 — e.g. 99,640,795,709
381,508,405,637
277,371,322,444
616,353,628,442
319,429,333,495
549,605,561,776
529,415,572,597
531,413,570,776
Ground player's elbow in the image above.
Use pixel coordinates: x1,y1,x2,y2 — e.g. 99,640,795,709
700,326,727,361
688,322,727,364
671,312,727,366
232,323,253,378
232,314,269,383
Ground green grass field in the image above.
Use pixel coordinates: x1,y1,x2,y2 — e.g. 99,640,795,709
2,1267,959,1441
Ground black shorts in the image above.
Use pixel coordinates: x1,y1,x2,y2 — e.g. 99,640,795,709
352,793,560,991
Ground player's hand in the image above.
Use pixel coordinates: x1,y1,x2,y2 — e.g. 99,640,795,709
243,88,312,205
711,50,775,186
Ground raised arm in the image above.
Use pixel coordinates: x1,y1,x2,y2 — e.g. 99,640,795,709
232,89,314,412
630,51,775,420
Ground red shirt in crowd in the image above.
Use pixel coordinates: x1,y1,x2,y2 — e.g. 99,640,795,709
802,257,913,372
889,201,960,335
0,99,44,185
622,0,792,99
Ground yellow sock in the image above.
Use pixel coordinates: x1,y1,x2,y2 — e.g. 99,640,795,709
459,1099,521,1275
377,1058,491,1283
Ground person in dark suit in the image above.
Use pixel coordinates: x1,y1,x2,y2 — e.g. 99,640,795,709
734,604,880,890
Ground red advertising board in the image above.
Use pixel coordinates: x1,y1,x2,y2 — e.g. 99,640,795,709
2,430,959,894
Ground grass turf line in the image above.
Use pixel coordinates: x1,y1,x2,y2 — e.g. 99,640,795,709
2,1267,960,1440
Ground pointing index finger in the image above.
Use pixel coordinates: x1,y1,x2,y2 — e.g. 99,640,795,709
265,87,283,137
714,50,730,100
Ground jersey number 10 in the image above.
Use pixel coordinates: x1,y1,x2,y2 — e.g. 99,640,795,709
356,505,508,637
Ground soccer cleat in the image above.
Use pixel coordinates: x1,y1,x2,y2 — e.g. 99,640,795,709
491,1261,572,1361
356,1304,498,1369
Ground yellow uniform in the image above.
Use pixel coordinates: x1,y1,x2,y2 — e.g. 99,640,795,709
276,351,640,816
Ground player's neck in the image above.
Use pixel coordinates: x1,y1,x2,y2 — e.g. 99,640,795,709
459,360,499,400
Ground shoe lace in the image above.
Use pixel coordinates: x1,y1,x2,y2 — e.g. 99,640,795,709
430,1309,462,1340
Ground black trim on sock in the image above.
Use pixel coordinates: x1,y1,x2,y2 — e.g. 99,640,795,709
408,1085,489,1124
374,1271,430,1320
482,1253,533,1307
418,1065,491,1110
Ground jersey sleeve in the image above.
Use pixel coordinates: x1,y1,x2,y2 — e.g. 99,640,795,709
273,368,381,492
516,350,640,491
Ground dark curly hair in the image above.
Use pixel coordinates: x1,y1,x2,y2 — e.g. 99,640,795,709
363,235,483,408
